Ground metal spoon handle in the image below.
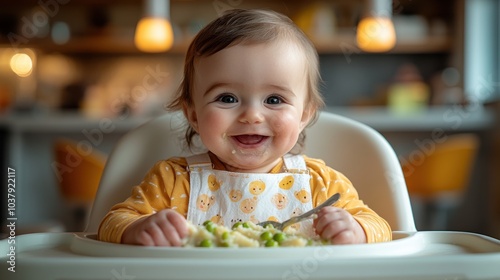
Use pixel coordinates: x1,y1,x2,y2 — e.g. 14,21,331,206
282,193,340,229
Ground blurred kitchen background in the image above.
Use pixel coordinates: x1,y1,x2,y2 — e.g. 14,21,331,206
0,0,499,238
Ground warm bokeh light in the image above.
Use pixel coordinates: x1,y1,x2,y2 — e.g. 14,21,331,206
10,53,33,77
134,17,174,52
356,16,396,52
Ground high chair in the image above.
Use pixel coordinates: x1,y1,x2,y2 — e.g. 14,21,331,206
402,133,480,230
4,112,500,280
53,138,107,231
86,111,416,233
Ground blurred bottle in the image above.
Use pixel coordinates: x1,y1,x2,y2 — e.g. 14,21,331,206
294,3,336,43
387,63,430,114
431,67,464,106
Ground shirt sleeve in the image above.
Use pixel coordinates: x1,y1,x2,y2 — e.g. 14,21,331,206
305,156,392,243
97,158,190,243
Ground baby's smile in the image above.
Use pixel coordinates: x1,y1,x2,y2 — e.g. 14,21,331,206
233,135,269,145
226,133,272,160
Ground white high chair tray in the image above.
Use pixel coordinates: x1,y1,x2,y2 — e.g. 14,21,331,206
2,231,500,279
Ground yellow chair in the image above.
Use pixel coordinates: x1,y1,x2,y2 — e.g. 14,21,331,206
402,133,479,230
53,138,107,230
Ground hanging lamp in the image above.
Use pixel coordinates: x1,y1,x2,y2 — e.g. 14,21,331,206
356,0,396,52
134,0,174,52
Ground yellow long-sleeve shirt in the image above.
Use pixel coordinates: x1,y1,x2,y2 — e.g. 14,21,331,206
98,154,392,244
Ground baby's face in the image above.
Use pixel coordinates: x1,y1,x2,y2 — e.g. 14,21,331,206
186,41,311,173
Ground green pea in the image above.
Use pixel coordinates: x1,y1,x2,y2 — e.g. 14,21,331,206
242,222,250,228
202,220,212,226
221,231,230,240
273,233,286,243
265,239,279,247
205,222,216,233
232,222,243,229
220,241,230,247
260,231,273,241
199,239,213,247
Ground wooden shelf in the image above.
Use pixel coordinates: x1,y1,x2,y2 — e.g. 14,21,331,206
0,34,451,55
1,35,191,55
1,0,457,56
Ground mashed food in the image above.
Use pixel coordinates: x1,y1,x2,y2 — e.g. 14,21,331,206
183,221,328,248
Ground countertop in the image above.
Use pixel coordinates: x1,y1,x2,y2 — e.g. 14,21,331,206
0,106,496,132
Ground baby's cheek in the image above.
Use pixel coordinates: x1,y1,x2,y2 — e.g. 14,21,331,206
270,112,297,133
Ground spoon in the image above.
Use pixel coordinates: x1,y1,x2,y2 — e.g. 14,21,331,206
257,193,340,231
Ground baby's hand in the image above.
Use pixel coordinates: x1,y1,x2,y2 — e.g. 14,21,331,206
122,209,188,246
313,206,367,244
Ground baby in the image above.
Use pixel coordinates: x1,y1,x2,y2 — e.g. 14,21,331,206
98,9,392,246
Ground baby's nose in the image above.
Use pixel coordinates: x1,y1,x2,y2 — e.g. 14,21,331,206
239,106,264,124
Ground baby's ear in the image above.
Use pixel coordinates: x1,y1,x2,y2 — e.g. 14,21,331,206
183,105,199,133
300,105,315,130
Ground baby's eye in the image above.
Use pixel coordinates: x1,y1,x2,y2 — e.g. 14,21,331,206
217,94,238,103
265,95,283,105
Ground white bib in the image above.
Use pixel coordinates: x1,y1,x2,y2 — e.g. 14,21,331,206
186,153,315,236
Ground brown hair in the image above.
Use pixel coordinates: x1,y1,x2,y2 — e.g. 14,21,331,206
167,9,324,153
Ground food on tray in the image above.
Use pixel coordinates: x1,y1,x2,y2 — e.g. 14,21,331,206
183,220,328,248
